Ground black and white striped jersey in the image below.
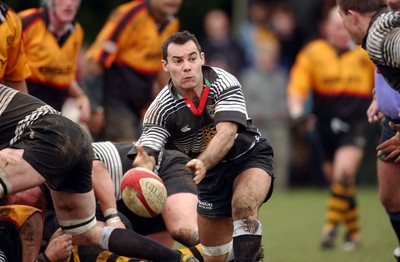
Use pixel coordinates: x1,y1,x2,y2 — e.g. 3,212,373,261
138,66,261,161
365,8,400,91
92,141,132,201
0,85,60,149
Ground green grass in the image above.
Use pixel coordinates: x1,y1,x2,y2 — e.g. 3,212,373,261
261,186,397,262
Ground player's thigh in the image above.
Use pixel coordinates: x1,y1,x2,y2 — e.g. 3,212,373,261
232,168,271,219
162,193,197,230
0,148,45,194
198,215,233,246
50,190,96,221
377,159,400,211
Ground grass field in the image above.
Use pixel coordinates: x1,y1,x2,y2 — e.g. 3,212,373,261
261,186,397,262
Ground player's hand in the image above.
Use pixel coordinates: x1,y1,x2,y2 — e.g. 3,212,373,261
366,100,384,123
133,144,156,171
187,159,206,184
377,131,400,162
76,94,91,123
45,228,73,262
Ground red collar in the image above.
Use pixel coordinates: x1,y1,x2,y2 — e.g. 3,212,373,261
183,85,210,116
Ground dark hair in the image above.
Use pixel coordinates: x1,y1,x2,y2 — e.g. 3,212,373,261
337,0,386,14
161,30,202,61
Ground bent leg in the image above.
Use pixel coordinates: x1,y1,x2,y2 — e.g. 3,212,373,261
162,193,199,247
231,168,271,262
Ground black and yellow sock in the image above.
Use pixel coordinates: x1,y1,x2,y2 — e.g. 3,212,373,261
178,244,204,262
344,187,360,241
323,182,350,232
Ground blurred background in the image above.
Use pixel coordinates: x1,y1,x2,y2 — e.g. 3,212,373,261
5,0,380,189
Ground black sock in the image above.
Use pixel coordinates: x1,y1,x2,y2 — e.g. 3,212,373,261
233,235,262,262
388,211,400,245
108,228,181,261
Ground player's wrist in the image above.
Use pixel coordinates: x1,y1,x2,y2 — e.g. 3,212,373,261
104,208,121,226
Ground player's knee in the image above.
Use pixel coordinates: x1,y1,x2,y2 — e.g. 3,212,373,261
170,226,199,247
380,191,399,211
232,203,258,220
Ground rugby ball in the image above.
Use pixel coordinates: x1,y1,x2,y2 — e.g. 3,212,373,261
120,167,167,218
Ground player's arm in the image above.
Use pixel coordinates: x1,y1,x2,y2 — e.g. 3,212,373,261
69,79,91,123
132,144,157,171
91,160,125,228
187,121,238,184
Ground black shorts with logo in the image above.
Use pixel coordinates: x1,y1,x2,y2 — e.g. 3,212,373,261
197,138,274,218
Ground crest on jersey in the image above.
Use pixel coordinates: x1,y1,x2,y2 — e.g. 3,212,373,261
207,104,215,119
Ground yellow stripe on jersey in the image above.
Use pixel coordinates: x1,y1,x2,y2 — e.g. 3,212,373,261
85,1,179,74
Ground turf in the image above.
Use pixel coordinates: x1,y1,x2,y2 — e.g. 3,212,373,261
261,186,397,262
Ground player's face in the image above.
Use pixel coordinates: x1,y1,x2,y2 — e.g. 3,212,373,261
326,10,353,50
387,0,400,11
338,9,364,45
53,0,80,24
162,41,205,93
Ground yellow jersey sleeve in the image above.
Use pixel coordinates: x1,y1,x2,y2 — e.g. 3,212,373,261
0,7,31,82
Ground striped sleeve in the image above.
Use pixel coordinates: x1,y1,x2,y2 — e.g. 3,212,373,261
367,12,400,68
92,141,124,200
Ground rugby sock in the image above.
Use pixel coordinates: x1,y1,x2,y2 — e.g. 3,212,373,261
108,228,181,261
232,219,262,262
387,211,400,245
178,244,204,262
343,186,360,241
323,182,349,232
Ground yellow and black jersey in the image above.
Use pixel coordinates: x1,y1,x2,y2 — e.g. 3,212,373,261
85,0,179,74
287,39,375,120
0,2,31,82
19,8,83,89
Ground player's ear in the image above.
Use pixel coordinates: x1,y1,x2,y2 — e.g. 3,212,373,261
200,52,205,65
347,10,359,24
161,59,168,72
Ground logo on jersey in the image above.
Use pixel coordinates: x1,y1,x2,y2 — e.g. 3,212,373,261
181,125,191,132
206,104,216,119
201,125,217,145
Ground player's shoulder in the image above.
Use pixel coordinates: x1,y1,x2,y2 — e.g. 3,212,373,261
109,1,148,21
206,66,241,90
